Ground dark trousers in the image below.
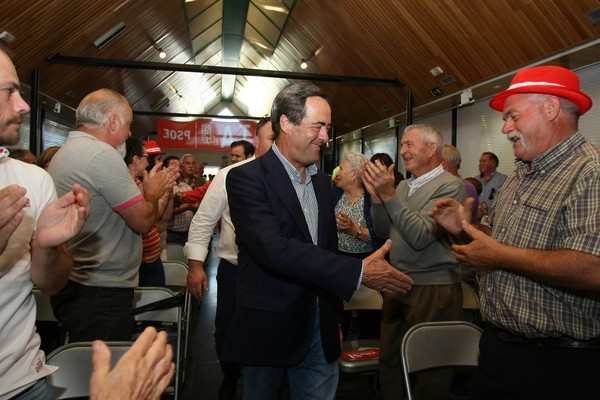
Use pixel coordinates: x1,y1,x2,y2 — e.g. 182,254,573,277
215,259,240,388
50,280,134,342
167,230,188,245
475,325,600,400
139,258,166,287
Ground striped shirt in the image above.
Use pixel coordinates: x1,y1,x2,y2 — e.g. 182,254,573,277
407,164,444,196
136,179,162,263
480,131,600,339
272,143,319,245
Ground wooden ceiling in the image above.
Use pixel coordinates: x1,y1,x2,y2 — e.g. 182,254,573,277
2,0,600,138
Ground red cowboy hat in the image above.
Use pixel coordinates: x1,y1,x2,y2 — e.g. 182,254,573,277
489,66,592,115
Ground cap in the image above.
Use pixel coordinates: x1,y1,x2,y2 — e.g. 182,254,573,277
144,140,165,155
489,66,592,115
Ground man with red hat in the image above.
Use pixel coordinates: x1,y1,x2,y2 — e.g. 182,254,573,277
430,65,600,399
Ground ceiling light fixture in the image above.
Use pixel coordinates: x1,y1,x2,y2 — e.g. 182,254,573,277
430,66,444,76
93,21,126,49
299,47,323,70
151,42,167,59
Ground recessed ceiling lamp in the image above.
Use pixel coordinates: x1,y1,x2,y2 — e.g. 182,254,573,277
300,59,308,69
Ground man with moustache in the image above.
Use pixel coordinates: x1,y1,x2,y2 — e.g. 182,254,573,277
0,49,91,399
180,153,205,188
362,124,466,399
430,66,600,399
222,82,413,399
49,88,178,342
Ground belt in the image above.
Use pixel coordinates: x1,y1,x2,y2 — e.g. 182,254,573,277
497,329,600,349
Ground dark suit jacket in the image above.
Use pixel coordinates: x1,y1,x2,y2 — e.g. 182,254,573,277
223,148,362,366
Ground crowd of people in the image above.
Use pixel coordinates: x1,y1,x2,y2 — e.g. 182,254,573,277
1,37,598,400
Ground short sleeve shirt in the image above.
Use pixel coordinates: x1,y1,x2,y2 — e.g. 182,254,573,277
49,131,143,287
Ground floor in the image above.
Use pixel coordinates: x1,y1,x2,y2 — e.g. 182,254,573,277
178,232,382,399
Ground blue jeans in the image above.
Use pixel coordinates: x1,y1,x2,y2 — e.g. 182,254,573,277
13,378,54,400
242,309,339,400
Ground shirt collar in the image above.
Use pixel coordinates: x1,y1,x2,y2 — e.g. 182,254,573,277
516,131,585,175
408,164,444,186
272,143,317,183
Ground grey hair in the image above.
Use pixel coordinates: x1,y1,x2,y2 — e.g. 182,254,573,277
342,151,369,183
181,153,196,162
342,151,368,172
271,82,327,139
442,144,461,169
76,89,130,129
533,93,580,120
405,124,444,158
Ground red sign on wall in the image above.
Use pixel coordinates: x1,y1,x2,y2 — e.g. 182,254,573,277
157,118,257,151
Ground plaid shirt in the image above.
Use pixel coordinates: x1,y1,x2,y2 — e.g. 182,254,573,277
480,131,600,339
168,181,194,232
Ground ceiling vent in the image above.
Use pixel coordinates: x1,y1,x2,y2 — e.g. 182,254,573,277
93,21,126,49
0,31,15,44
440,75,457,86
586,8,600,24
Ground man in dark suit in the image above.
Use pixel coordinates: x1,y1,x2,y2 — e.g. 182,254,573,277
223,82,413,399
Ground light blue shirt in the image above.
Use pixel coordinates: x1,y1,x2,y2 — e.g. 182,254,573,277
272,143,319,244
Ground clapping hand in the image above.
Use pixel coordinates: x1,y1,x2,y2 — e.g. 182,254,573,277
36,183,91,248
0,185,28,254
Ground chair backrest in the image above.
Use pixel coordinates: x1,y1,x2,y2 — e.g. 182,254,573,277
344,284,383,311
132,287,182,400
33,288,57,322
401,321,482,400
461,282,480,310
165,244,186,263
163,261,189,288
46,341,132,399
133,287,180,323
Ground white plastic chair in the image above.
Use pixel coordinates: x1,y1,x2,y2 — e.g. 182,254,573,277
33,288,57,322
165,243,186,263
46,341,132,399
162,261,192,379
401,321,483,400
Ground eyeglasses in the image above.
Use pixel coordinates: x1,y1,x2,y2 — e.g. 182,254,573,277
489,188,496,200
138,154,149,158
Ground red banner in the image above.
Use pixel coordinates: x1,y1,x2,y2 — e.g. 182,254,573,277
157,118,257,151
